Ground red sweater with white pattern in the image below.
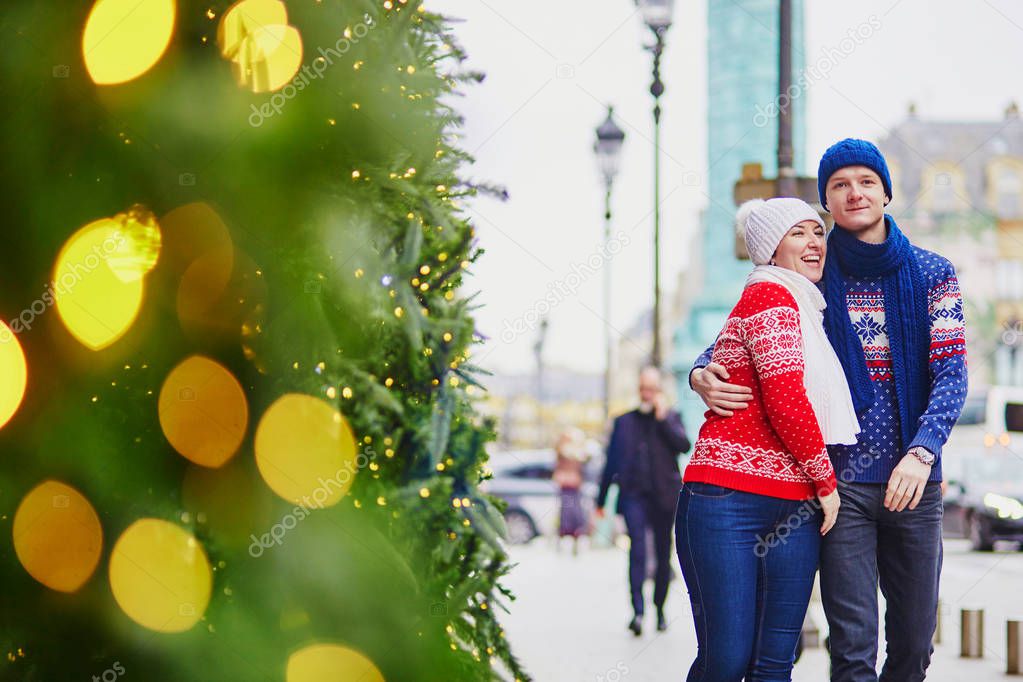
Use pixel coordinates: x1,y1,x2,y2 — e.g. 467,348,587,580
683,282,838,501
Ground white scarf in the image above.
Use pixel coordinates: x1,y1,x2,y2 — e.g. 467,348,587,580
745,265,860,446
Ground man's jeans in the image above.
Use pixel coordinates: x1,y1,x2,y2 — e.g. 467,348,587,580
621,494,674,617
676,482,821,681
820,481,943,682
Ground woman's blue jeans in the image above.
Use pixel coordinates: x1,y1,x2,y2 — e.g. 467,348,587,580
676,482,821,681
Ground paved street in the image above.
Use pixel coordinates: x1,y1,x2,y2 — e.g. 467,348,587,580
502,537,1023,681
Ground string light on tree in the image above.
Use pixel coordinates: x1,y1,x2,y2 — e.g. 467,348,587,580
218,0,302,93
254,394,358,507
53,207,162,350
0,322,28,430
13,481,102,593
82,0,176,84
158,355,248,468
108,519,212,633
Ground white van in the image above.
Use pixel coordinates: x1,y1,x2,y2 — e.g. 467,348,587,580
944,387,1023,463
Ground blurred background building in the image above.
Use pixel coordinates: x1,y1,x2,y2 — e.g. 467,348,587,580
479,369,606,449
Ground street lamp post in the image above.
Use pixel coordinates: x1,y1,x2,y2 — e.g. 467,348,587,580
636,0,675,368
594,106,626,421
777,0,797,197
533,316,548,447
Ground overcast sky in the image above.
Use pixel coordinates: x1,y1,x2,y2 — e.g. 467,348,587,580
428,0,1023,376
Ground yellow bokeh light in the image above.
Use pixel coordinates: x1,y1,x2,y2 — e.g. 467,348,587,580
83,0,176,85
109,519,212,633
54,218,147,350
106,205,162,283
160,202,234,267
218,0,303,93
0,321,28,430
254,394,357,508
177,252,234,328
218,0,288,59
231,24,303,93
159,355,248,468
13,481,102,593
159,202,257,341
287,644,386,682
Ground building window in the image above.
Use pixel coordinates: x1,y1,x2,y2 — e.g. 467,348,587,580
923,164,965,214
934,173,956,213
998,260,1023,299
997,168,1021,219
988,158,1023,219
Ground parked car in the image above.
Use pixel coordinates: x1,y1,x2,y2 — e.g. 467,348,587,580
481,449,601,545
943,451,1023,551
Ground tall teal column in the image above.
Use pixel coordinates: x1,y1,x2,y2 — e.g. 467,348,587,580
671,0,807,433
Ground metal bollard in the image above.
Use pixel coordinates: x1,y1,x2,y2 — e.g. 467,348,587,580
1009,620,1023,674
961,608,984,658
934,600,943,645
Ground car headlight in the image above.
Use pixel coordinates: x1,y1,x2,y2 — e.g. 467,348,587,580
983,492,1023,520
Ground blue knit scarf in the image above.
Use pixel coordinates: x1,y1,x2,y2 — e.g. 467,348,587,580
822,215,931,451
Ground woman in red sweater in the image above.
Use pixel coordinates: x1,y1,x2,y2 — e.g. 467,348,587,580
677,198,859,681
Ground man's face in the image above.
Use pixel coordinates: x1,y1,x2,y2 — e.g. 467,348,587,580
638,369,660,405
825,165,888,234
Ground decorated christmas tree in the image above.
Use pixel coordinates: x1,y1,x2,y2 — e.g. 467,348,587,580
0,1,527,679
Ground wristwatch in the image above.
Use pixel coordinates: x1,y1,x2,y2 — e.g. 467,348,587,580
909,447,936,466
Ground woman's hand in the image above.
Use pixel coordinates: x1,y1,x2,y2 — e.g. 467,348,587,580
818,489,841,536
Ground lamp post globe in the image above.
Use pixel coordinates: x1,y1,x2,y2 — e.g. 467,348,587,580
595,106,626,188
637,0,675,33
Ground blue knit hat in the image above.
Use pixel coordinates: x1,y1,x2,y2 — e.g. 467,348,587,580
817,138,893,210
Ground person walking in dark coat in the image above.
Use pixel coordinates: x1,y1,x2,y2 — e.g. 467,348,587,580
595,366,691,636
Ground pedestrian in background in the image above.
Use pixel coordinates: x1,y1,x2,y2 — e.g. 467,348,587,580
554,426,590,554
595,366,691,636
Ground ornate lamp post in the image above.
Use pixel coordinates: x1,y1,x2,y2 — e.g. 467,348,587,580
594,106,625,420
636,0,675,367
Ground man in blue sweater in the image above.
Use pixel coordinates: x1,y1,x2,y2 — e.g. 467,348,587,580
689,139,968,681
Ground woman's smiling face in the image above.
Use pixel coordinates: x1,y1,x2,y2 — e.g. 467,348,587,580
772,220,826,282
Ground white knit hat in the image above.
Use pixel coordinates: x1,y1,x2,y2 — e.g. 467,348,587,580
737,198,825,265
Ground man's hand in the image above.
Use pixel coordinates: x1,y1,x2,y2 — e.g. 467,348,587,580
691,363,753,416
884,452,932,512
653,393,669,421
594,507,606,520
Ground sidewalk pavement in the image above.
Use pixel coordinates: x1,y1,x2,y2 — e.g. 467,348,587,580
501,539,1011,681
